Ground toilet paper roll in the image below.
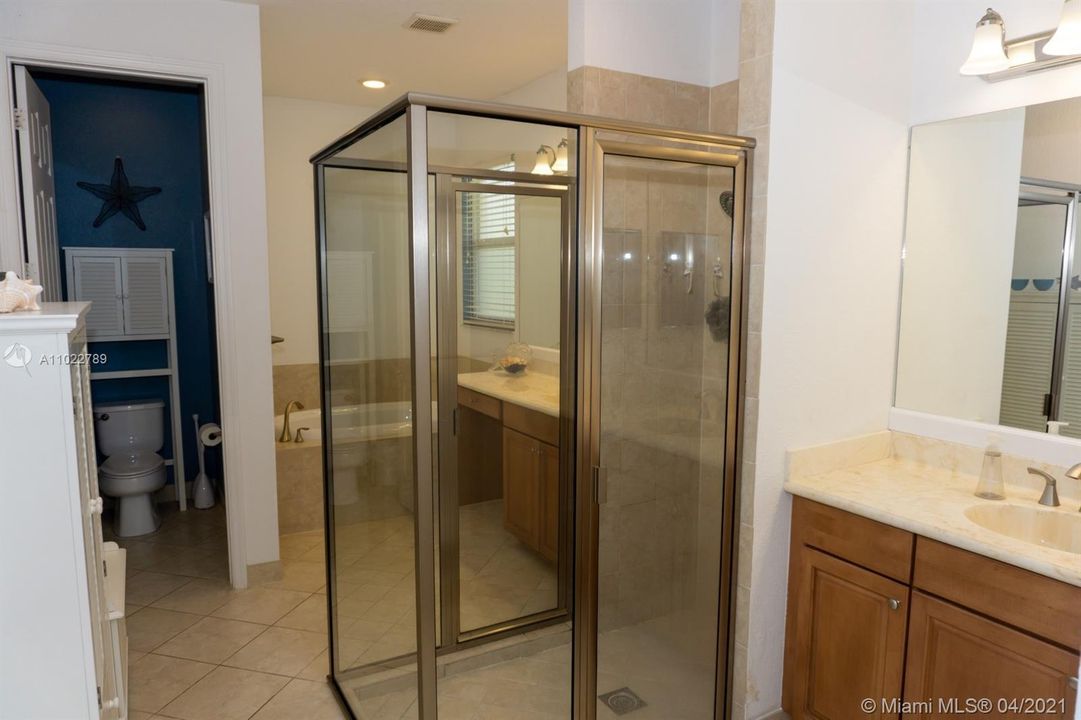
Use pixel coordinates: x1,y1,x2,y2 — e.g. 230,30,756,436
199,423,223,447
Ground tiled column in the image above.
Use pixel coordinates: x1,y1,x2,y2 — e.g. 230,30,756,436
731,0,773,718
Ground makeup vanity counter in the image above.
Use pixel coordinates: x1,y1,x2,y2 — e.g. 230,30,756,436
456,370,560,418
781,431,1080,720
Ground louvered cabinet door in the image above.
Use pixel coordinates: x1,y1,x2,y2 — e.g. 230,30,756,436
120,256,169,335
73,256,125,338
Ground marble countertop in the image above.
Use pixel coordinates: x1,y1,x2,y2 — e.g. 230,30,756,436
457,370,560,417
785,456,1081,587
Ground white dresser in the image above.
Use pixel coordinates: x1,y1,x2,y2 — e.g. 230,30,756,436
0,303,127,720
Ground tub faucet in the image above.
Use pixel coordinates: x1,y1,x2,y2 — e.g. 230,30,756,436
279,400,305,443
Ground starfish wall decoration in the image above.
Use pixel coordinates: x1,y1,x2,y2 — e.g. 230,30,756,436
77,157,162,231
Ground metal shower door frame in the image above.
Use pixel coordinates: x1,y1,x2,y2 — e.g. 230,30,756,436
312,94,755,720
573,132,751,720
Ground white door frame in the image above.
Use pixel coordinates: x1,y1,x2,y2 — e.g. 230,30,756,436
0,41,250,587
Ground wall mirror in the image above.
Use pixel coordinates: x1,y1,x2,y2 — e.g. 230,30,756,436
896,97,1081,438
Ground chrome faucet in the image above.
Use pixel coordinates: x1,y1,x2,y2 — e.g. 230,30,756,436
1065,463,1081,511
1028,467,1060,508
279,400,305,443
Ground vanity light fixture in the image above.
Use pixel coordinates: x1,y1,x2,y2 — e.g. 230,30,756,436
961,4,1081,80
960,8,1010,76
361,79,387,89
553,139,569,173
532,145,556,175
1046,0,1081,55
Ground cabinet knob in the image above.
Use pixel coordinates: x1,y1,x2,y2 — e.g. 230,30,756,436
887,598,901,611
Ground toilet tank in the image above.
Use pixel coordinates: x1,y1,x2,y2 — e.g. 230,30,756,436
94,400,165,456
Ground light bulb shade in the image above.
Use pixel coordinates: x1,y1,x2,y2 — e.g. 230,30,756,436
1045,0,1081,56
552,139,569,173
960,9,1010,75
532,146,554,175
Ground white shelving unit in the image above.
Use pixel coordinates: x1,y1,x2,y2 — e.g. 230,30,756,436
65,247,187,510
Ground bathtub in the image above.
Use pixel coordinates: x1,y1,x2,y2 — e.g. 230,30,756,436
273,401,437,446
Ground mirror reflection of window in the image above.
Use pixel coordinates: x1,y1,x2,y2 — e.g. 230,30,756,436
461,188,516,329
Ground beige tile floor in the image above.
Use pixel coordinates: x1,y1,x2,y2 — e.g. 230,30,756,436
108,504,346,720
111,501,706,720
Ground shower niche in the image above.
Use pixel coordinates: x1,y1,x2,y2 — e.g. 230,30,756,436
312,95,752,720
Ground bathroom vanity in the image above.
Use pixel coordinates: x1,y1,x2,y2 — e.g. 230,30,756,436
781,435,1080,720
457,371,560,562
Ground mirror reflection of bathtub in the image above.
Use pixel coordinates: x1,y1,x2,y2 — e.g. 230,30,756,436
273,401,438,514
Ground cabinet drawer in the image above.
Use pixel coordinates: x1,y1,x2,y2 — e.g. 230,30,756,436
791,497,914,583
914,537,1081,649
458,386,501,420
503,402,559,446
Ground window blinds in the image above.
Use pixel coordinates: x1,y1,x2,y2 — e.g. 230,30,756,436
461,181,516,328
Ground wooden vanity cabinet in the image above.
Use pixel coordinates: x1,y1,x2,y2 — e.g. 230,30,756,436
501,413,559,563
458,385,560,563
790,547,908,720
784,497,1080,720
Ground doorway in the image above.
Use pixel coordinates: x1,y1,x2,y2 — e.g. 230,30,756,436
12,66,229,579
313,97,750,720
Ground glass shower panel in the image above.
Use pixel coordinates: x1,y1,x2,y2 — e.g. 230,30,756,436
320,114,421,715
1000,199,1070,432
596,154,736,719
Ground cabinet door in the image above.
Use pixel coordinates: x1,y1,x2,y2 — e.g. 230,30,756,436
905,591,1078,719
790,547,908,720
121,256,169,335
70,345,119,718
72,256,125,338
537,441,559,563
502,427,539,546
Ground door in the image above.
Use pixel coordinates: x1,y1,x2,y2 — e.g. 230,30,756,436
905,592,1078,719
587,139,746,720
789,548,908,720
71,256,126,337
120,256,170,335
13,65,61,300
502,426,540,546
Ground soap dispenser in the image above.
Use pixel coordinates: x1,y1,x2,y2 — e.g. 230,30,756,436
974,437,1005,500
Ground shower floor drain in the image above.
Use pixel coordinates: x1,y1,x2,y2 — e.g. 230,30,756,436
598,687,647,715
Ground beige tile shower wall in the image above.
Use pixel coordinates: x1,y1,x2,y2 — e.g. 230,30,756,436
732,0,774,717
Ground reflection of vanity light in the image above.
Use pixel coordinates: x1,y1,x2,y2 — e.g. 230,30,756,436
622,252,633,260
532,145,556,175
669,253,680,261
553,139,569,173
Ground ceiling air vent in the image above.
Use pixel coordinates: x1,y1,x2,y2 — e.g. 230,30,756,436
405,13,458,33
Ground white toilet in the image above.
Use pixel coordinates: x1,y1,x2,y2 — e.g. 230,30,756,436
94,400,168,537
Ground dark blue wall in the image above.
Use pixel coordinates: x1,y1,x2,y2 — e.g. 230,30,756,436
36,72,220,485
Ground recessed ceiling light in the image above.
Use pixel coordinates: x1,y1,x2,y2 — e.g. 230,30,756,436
361,79,386,89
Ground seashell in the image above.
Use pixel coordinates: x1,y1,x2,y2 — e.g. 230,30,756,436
0,271,44,313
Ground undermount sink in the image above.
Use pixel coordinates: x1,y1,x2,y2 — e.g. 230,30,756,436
964,504,1081,555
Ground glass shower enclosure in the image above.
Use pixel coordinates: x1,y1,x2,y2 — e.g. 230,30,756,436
312,94,753,720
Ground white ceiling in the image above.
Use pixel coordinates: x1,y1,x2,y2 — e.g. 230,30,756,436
250,0,567,105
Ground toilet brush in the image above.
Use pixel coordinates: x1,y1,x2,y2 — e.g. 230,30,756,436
191,413,218,509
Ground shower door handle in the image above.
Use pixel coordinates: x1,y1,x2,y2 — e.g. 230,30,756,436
593,466,607,505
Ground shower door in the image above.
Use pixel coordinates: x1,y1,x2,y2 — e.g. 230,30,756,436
578,135,745,720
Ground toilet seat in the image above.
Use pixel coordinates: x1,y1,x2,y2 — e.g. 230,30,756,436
101,452,165,478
